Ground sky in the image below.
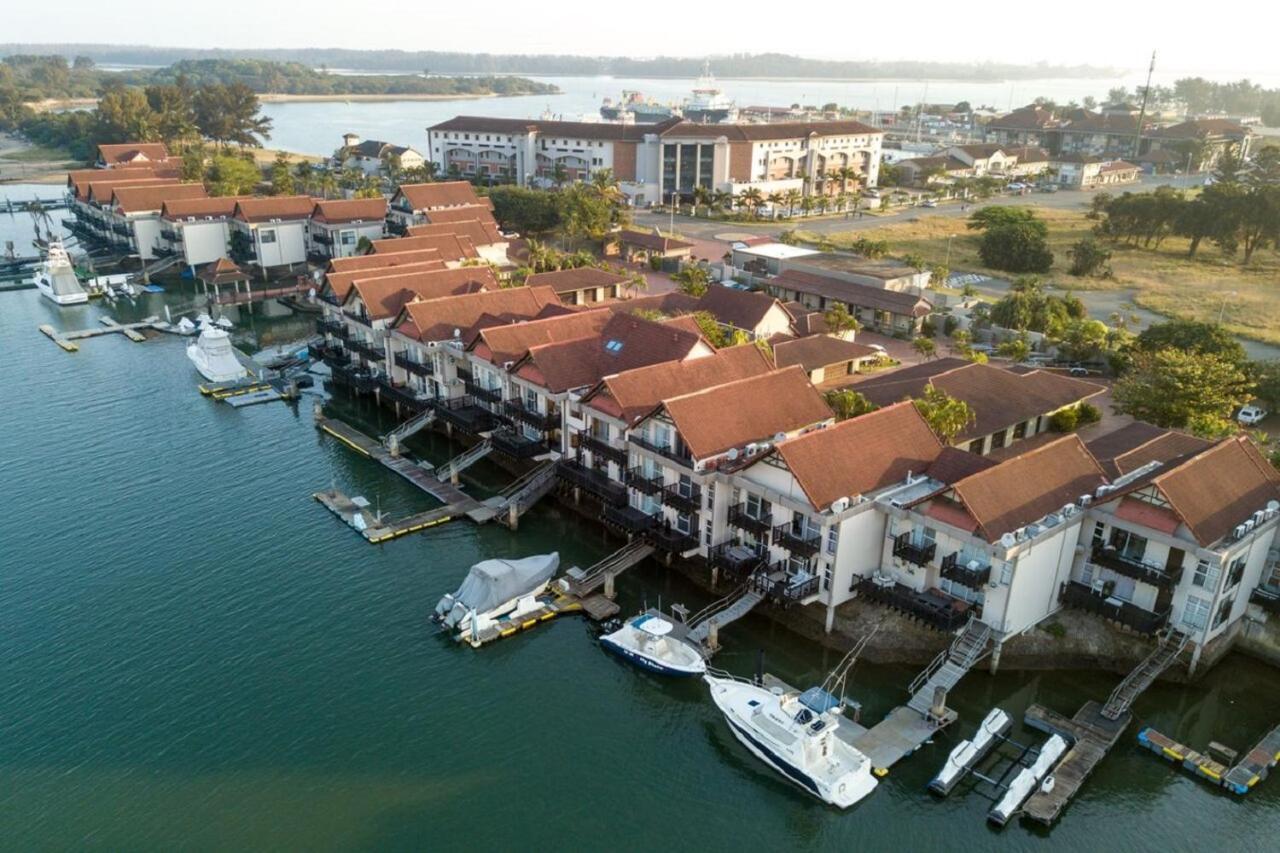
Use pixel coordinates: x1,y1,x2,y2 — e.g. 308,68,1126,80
5,0,1278,80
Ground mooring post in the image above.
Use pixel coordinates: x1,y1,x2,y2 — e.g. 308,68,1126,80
387,433,400,458
989,641,1002,675
604,571,616,600
312,400,323,423
450,463,460,485
507,500,519,530
707,620,720,653
931,685,948,720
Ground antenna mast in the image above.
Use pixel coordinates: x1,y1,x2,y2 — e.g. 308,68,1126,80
1132,50,1156,160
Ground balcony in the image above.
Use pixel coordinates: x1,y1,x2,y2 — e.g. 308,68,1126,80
330,363,378,394
604,504,659,534
1251,584,1280,616
394,352,434,377
708,541,768,582
772,522,821,559
311,230,333,246
315,317,343,336
160,228,179,242
855,577,971,632
503,400,559,432
376,379,431,413
344,311,374,327
431,396,496,434
728,504,773,537
347,337,384,362
662,483,702,514
1059,581,1170,636
626,467,665,497
752,566,820,606
464,379,503,405
556,459,626,506
647,524,700,556
491,427,547,460
940,552,992,589
893,532,937,568
1090,544,1183,589
578,430,627,466
630,434,694,467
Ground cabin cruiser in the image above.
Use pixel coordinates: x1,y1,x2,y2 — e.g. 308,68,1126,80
600,612,706,677
186,326,248,383
704,674,878,808
434,553,559,640
682,62,737,124
34,239,88,305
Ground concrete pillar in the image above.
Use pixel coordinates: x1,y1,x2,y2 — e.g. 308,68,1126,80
507,500,519,530
604,571,616,600
824,604,836,634
707,620,720,653
711,565,720,588
989,641,1002,675
1188,643,1202,677
445,421,453,439
572,486,581,505
387,434,400,458
312,400,324,423
450,464,460,485
930,685,948,719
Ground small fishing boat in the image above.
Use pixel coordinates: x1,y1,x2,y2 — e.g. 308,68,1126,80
433,553,559,639
214,317,234,330
600,612,706,677
186,326,248,383
34,239,88,305
174,316,198,336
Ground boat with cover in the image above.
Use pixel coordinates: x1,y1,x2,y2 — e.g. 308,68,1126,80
600,612,706,676
34,239,88,305
186,326,248,383
434,553,559,640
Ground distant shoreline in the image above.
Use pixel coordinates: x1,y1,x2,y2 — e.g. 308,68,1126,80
257,92,501,104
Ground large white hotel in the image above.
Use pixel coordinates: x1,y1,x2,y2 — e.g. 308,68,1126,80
426,116,883,205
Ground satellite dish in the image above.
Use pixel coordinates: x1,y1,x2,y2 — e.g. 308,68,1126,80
453,328,461,337
1000,532,1017,548
726,448,739,460
773,432,787,443
1269,500,1280,512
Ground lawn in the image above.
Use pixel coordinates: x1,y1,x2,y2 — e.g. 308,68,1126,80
0,144,76,163
800,208,1280,347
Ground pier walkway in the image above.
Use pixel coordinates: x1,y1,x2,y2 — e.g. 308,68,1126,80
686,584,765,649
565,540,655,598
383,408,437,448
40,316,172,351
1138,720,1280,795
314,489,456,543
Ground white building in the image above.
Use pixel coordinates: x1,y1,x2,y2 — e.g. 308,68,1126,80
159,196,245,268
308,198,389,259
334,134,425,175
230,197,315,270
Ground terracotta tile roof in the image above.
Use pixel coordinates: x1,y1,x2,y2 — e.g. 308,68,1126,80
944,435,1108,542
618,229,694,253
97,142,170,165
84,177,176,204
234,196,316,223
68,166,156,196
161,196,247,220
583,344,774,425
900,155,973,173
772,335,877,373
926,446,999,484
1099,160,1139,173
1149,118,1250,139
696,285,785,332
850,359,1104,442
1003,146,1051,164
393,286,561,343
770,269,932,317
311,198,388,224
111,182,207,214
989,105,1059,131
954,143,1005,159
661,119,881,141
781,301,830,336
657,366,832,461
407,219,506,248
345,267,497,319
324,261,447,303
608,292,701,316
1086,422,1212,478
469,309,612,364
525,267,630,297
423,204,497,225
771,401,943,510
513,312,705,394
392,181,482,211
370,233,478,261
1062,111,1140,134
327,248,443,274
430,114,682,141
197,257,247,284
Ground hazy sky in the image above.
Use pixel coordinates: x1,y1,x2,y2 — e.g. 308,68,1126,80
6,1,1277,79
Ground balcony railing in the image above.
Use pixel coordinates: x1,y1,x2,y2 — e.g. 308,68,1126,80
940,552,993,589
1251,584,1280,616
464,379,503,405
343,311,374,327
578,430,627,466
728,505,773,537
1090,544,1183,589
330,363,379,394
431,396,496,434
604,504,659,534
394,352,434,377
707,541,768,582
751,566,821,606
491,428,547,460
625,467,665,497
503,400,559,432
347,338,384,361
315,317,343,336
647,524,700,556
772,522,821,559
629,434,694,467
661,483,702,514
1059,580,1169,636
855,577,970,632
893,532,937,568
311,231,333,246
555,459,626,506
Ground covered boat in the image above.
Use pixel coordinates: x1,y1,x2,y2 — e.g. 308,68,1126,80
600,612,706,676
434,553,559,638
186,326,248,383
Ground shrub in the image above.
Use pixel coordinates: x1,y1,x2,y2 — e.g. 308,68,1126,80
1049,407,1080,433
1042,621,1067,640
648,255,662,272
1076,402,1101,425
943,315,960,336
920,317,937,338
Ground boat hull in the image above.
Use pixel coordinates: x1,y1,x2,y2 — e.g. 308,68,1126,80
599,634,705,677
37,282,88,305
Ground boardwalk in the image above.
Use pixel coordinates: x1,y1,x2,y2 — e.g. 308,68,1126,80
1022,701,1130,825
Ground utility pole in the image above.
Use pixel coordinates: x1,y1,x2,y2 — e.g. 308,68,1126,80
1133,50,1156,161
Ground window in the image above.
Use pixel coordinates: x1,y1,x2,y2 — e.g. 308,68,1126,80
990,430,1007,450
1213,597,1234,630
1192,558,1221,590
259,229,277,244
1182,595,1211,631
968,438,985,455
826,526,839,556
1108,528,1147,561
1091,521,1105,550
1225,555,1247,591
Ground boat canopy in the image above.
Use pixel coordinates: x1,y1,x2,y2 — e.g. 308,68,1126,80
799,687,841,714
436,553,559,618
634,614,673,636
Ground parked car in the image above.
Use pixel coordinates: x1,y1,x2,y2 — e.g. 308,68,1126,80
922,199,939,208
1038,184,1059,193
1238,405,1268,426
1007,182,1027,191
1067,364,1090,377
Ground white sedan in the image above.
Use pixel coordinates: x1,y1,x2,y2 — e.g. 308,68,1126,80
1238,405,1268,426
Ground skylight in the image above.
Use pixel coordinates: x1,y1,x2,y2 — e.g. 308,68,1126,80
604,339,624,353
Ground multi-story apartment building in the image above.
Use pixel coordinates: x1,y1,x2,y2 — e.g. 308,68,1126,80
308,198,389,259
158,197,247,268
104,183,208,260
386,181,490,233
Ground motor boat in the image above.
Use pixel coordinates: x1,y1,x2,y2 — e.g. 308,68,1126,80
215,317,234,330
433,553,559,640
600,612,706,677
174,316,198,336
704,674,878,808
186,326,248,383
34,239,88,305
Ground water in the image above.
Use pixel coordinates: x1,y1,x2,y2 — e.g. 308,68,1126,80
2,208,1280,849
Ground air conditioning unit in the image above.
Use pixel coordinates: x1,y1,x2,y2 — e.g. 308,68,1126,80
1254,511,1267,526
1078,494,1093,507
1234,524,1248,540
1000,532,1017,549
745,443,758,455
503,361,514,370
830,497,850,513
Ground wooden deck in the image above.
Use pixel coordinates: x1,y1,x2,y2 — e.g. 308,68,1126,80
1139,722,1280,796
314,489,456,543
1021,701,1130,825
40,316,172,351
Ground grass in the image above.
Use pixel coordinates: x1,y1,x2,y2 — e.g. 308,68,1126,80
799,208,1280,347
0,144,76,163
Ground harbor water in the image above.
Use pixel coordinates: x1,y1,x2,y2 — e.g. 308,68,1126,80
2,206,1280,850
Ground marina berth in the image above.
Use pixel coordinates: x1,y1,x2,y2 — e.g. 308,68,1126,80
599,612,706,677
34,239,89,305
187,325,248,384
433,553,560,642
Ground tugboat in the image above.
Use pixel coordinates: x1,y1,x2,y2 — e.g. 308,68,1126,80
681,62,738,124
600,91,676,123
34,239,89,305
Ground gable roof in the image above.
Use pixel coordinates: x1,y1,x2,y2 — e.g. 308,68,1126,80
696,285,786,332
771,402,943,510
84,177,177,204
370,233,478,261
656,366,831,461
618,229,694,253
1148,118,1250,139
345,267,497,319
583,344,774,426
161,196,247,220
324,261,447,303
772,335,878,373
989,105,1059,131
68,166,157,195
407,219,506,248
234,196,316,223
327,248,443,274
525,267,629,297
469,309,611,364
311,197,388,224
393,286,561,343
1086,422,1212,479
110,182,207,214
1002,145,1051,165
392,181,482,211
607,291,702,316
423,204,497,226
97,142,170,165
771,269,932,316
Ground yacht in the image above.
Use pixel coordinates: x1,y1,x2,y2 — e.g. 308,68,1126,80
186,326,248,383
600,612,706,677
434,553,559,640
704,674,878,808
34,239,89,305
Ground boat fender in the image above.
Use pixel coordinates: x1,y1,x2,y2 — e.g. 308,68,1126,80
1040,776,1055,793
874,767,889,778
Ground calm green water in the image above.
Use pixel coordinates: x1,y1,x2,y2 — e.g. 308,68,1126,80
2,199,1280,851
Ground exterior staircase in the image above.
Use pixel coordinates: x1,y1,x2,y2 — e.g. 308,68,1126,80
1101,630,1188,720
141,253,182,278
906,616,992,718
498,461,559,519
435,438,492,481
567,540,655,597
686,584,766,645
383,408,436,448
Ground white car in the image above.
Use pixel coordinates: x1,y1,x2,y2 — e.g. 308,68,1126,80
1238,405,1268,426
922,199,939,208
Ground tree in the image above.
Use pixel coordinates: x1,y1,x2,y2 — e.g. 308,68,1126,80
966,206,1047,236
193,82,272,147
206,153,262,196
1053,319,1109,362
783,188,802,218
914,384,975,444
1132,319,1247,368
978,221,1053,273
1112,348,1254,431
912,337,937,359
901,252,927,273
489,186,561,235
181,143,205,181
739,187,764,219
824,389,877,421
672,265,711,298
145,79,196,144
96,85,156,143
997,334,1031,363
1252,361,1280,411
929,264,950,289
558,183,615,246
1067,237,1111,277
691,310,729,347
824,302,861,336
269,152,295,195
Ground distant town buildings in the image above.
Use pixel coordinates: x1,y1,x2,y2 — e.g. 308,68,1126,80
333,133,425,176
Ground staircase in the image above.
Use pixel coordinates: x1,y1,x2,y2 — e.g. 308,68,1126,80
142,253,182,278
567,540,655,597
497,461,558,519
1101,630,1188,720
383,408,436,448
686,584,766,645
436,439,492,481
906,616,992,718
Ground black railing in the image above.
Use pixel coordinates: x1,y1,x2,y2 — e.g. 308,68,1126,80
772,522,821,558
318,344,349,368
347,337,384,361
556,460,627,506
578,430,627,466
1251,585,1280,616
311,231,333,246
893,532,937,567
315,317,343,336
604,504,659,533
752,568,820,605
662,483,702,514
394,352,434,376
330,363,379,394
503,400,559,431
1090,544,1183,589
629,434,694,467
855,578,969,632
940,552,992,589
648,524,700,556
431,396,496,434
728,505,773,537
491,428,547,459
1059,581,1169,636
464,379,503,404
625,467,665,497
376,379,430,412
344,311,374,327
160,228,179,241
707,541,767,582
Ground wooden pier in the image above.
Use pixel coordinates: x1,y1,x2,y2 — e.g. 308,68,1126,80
314,489,456,543
1138,722,1280,795
1021,701,1129,825
40,316,172,351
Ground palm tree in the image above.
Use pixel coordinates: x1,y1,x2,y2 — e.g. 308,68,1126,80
783,188,802,218
552,162,568,188
711,189,733,214
739,188,765,220
766,192,784,219
799,196,815,218
836,166,859,195
691,185,712,218
319,171,339,200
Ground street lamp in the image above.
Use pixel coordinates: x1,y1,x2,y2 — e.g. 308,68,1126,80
945,234,956,268
1218,290,1237,325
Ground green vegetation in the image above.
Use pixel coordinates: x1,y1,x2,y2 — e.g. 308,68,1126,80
672,265,711,298
1113,348,1253,438
914,385,975,444
824,389,877,421
988,276,1085,334
968,206,1054,273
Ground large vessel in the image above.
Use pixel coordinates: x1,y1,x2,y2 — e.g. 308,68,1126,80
186,325,248,383
704,674,878,808
34,239,89,305
682,62,737,124
434,553,560,639
600,91,676,123
600,612,706,677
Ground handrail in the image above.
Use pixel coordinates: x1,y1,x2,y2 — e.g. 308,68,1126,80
687,575,758,628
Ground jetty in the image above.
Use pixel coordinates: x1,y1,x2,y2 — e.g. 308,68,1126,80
40,316,173,350
1138,722,1280,795
313,489,456,544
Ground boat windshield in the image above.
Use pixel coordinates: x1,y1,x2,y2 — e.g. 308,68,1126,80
798,687,841,714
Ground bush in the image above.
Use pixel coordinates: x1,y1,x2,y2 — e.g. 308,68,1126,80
1076,402,1101,425
648,255,662,272
978,222,1054,273
1048,407,1080,433
1067,237,1112,277
920,317,937,337
1042,621,1067,640
943,315,959,336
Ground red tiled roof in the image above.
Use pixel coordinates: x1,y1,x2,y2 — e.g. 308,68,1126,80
406,219,505,248
327,248,443,274
392,181,482,211
1086,422,1212,478
469,309,611,364
324,261,447,303
234,196,316,223
423,204,497,225
526,267,630,296
772,335,877,373
345,267,497,319
370,233,478,261
84,177,176,204
771,269,932,317
97,142,170,165
111,182,206,214
311,197,388,224
161,196,247,220
696,285,785,332
618,229,694,253
393,286,561,343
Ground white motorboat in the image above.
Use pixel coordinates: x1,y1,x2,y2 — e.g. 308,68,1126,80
174,317,198,336
433,553,559,640
705,674,878,808
186,326,248,383
214,317,234,330
34,239,89,305
600,612,706,677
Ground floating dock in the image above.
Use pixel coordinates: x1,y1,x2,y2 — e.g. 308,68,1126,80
40,316,175,350
1020,701,1130,825
313,489,455,543
1138,723,1280,795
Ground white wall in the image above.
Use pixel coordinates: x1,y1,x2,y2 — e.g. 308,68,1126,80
179,221,230,266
